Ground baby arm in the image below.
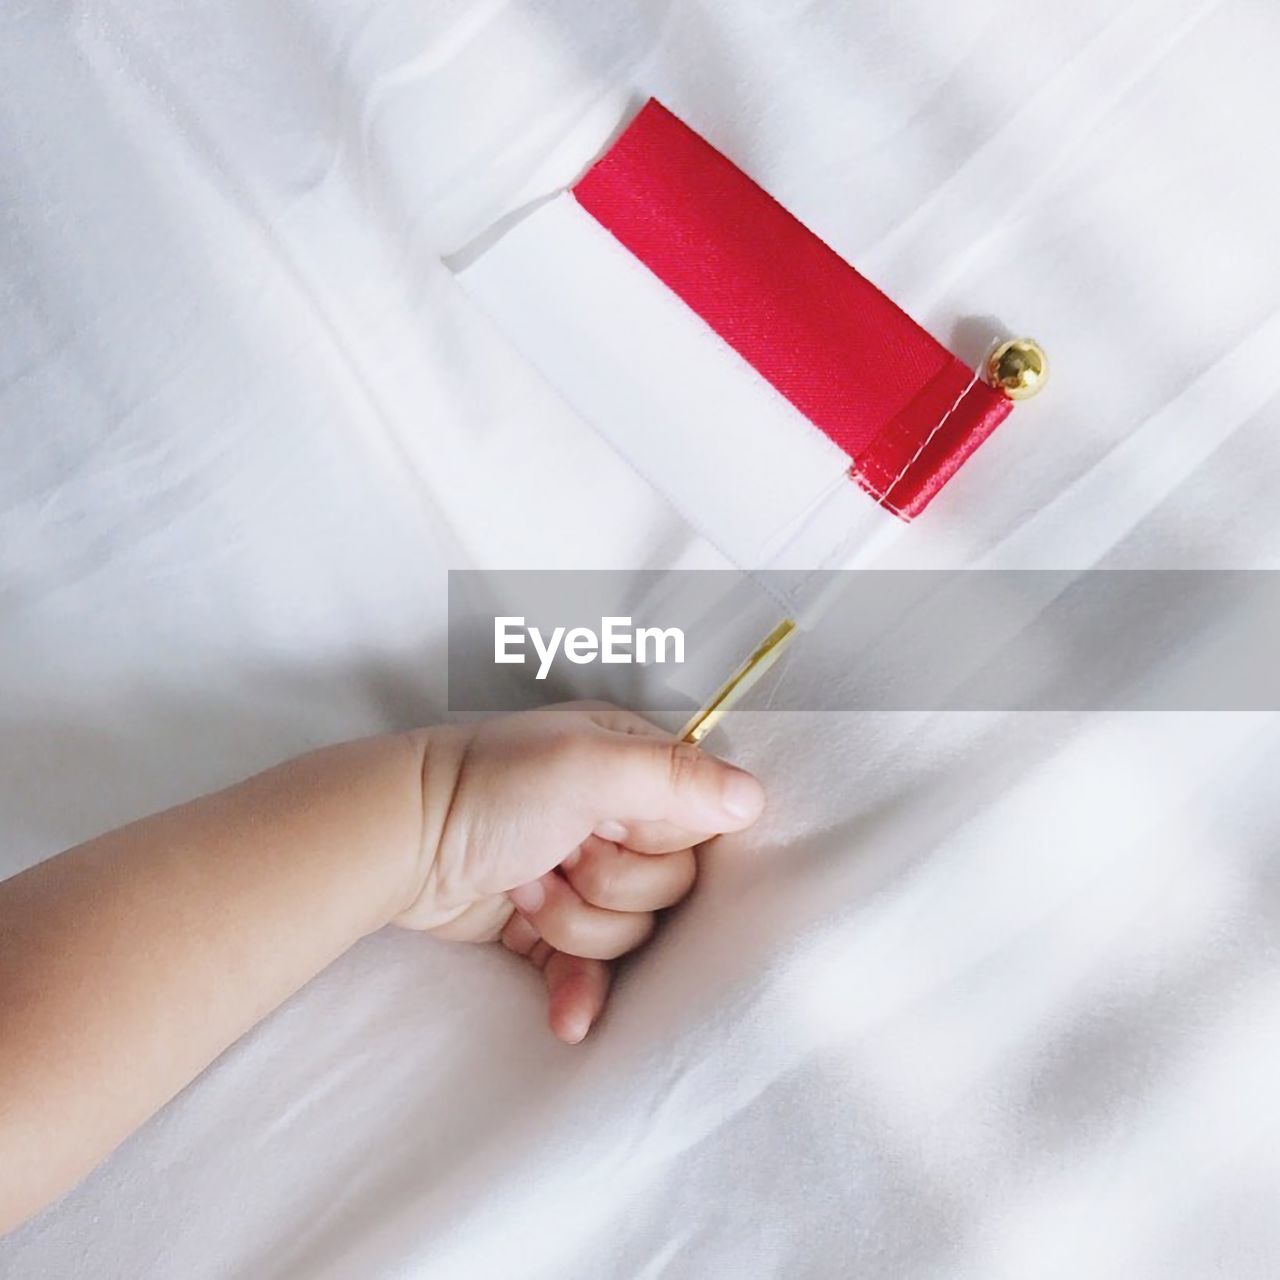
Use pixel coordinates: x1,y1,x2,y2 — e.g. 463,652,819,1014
0,703,764,1233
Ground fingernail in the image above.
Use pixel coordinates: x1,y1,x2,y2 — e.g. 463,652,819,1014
594,819,628,843
720,769,763,822
509,879,546,914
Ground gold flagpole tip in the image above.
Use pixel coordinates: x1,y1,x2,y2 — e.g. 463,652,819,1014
986,338,1048,401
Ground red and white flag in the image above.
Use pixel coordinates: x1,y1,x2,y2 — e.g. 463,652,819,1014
460,99,1016,569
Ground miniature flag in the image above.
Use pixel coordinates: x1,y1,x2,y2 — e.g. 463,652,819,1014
572,99,1013,519
458,99,1036,569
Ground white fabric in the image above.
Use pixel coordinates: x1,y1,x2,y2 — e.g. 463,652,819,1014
2,2,1280,1278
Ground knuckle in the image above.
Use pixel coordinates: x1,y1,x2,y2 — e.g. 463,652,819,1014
572,852,618,907
538,891,598,956
537,910,577,954
546,725,599,774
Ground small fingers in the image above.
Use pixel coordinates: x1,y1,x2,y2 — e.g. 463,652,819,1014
509,871,654,960
544,952,611,1044
564,835,696,912
502,916,609,1043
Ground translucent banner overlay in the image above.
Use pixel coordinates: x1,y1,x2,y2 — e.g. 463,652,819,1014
448,570,1280,714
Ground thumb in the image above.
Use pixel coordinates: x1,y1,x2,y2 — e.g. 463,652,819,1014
579,731,765,837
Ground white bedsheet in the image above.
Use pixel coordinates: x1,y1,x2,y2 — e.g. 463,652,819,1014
3,2,1279,1276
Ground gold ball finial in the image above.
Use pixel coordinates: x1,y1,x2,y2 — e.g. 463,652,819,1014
986,338,1048,401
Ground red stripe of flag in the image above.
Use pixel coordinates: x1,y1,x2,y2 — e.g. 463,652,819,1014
573,100,1011,518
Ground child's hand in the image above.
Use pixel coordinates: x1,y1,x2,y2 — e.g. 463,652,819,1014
0,702,763,1228
0,702,764,1228
395,703,766,1044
